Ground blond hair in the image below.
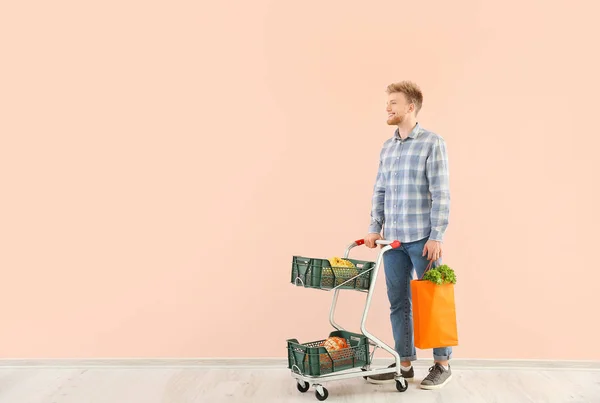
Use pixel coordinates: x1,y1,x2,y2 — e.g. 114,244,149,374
386,81,423,115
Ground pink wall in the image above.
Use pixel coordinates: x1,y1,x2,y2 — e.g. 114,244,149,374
1,0,599,360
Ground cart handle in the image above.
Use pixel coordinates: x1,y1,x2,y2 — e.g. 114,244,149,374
354,238,401,249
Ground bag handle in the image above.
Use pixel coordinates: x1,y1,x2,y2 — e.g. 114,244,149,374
419,259,435,280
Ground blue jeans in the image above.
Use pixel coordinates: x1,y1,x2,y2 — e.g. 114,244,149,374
382,236,452,362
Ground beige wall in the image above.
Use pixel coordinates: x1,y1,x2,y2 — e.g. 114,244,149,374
1,0,599,360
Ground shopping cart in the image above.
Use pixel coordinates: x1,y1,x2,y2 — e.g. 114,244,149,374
287,239,408,401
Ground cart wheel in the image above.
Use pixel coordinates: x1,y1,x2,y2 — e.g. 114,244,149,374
396,378,408,392
315,387,329,401
360,367,368,380
297,381,309,393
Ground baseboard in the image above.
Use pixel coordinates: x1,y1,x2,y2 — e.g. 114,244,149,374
1,358,599,371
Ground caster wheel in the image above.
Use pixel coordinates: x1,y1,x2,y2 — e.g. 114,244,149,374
315,387,329,401
396,378,408,392
297,381,309,393
361,367,368,380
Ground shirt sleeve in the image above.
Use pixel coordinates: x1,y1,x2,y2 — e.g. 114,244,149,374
426,137,450,241
368,155,386,234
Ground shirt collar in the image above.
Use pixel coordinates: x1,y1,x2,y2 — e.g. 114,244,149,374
394,122,422,141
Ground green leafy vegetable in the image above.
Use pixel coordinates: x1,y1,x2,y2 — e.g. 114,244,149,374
422,264,456,285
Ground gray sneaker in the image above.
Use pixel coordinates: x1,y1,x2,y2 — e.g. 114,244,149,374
366,363,414,384
420,363,452,390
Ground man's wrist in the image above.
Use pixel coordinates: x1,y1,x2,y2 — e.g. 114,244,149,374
429,229,444,242
368,224,382,234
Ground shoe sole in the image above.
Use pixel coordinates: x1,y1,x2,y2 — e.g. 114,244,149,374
419,374,452,390
366,377,414,385
365,378,394,385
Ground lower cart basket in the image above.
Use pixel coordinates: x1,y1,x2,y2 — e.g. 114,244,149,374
286,330,370,376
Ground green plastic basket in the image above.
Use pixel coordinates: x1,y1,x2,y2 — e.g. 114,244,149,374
286,330,370,376
291,256,375,291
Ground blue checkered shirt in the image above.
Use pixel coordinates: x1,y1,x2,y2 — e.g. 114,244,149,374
368,123,450,243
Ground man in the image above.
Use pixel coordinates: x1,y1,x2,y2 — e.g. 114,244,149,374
364,81,452,390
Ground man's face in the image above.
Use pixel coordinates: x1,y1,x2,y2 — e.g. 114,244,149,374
386,92,413,125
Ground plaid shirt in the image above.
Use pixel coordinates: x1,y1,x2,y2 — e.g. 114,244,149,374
368,122,450,243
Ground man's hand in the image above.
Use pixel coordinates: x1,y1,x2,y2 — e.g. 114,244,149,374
365,233,382,248
422,239,442,261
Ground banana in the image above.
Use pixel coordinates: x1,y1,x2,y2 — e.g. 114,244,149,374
328,257,355,268
322,257,359,287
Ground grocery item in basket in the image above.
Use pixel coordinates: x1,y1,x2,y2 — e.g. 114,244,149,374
322,257,360,288
320,336,348,351
320,336,351,363
301,336,356,372
328,257,355,269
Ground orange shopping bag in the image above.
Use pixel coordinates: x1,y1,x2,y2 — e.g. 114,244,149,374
410,260,458,350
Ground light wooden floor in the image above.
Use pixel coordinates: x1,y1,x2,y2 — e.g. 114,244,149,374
1,363,599,403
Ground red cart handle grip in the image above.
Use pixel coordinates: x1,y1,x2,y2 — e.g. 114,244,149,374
389,240,401,249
